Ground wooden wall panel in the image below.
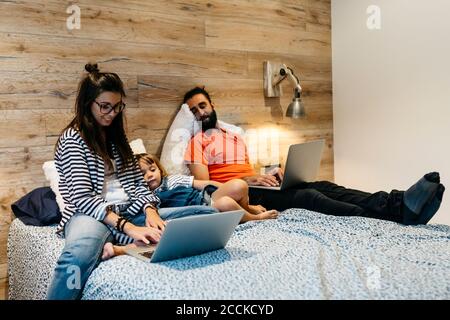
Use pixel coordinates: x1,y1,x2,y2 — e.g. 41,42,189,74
0,71,138,110
205,20,331,57
306,5,331,33
138,76,332,108
0,0,332,299
40,0,309,30
0,2,205,47
247,52,331,81
0,33,248,78
308,0,331,11
0,111,46,148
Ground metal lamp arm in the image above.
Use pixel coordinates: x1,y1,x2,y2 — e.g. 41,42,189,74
272,64,302,93
285,67,302,94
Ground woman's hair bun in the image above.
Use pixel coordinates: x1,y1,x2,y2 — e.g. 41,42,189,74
85,63,100,74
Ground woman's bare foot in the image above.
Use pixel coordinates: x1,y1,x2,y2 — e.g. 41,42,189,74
248,204,267,215
101,243,115,260
101,242,137,261
256,209,279,220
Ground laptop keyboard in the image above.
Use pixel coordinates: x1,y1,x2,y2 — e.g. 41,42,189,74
139,251,154,259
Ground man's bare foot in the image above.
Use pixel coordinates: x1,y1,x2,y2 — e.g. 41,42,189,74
248,204,267,215
256,209,279,220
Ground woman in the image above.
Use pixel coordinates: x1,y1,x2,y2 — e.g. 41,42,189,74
47,64,216,300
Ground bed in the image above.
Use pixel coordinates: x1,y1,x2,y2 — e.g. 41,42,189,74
7,208,450,300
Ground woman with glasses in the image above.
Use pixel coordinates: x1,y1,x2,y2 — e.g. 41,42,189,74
47,64,216,299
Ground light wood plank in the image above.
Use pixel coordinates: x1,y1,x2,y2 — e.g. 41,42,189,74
218,104,333,129
0,274,7,300
0,232,7,266
43,110,75,137
247,52,331,82
205,19,331,57
0,71,138,110
138,76,332,109
306,5,331,33
307,0,331,11
1,214,11,300
0,145,54,218
0,209,12,229
0,33,248,78
0,111,46,147
0,264,6,281
138,76,266,108
0,1,205,47
37,0,308,30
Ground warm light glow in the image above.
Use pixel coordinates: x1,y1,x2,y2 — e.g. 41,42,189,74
243,126,301,167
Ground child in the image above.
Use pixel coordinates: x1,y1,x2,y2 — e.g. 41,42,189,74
136,153,278,223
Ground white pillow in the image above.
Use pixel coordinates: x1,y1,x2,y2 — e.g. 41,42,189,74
43,139,147,212
43,161,65,212
159,103,244,175
129,138,146,155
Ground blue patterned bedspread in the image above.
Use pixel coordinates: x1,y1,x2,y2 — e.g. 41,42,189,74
8,209,450,299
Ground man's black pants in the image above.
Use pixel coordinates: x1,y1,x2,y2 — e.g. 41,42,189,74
248,181,404,223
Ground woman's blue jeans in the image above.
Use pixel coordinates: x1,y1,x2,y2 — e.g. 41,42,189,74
46,205,217,300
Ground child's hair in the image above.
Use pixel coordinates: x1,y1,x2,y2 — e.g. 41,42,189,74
136,153,168,179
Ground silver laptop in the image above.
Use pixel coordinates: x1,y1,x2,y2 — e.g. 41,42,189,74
250,139,325,191
124,210,244,263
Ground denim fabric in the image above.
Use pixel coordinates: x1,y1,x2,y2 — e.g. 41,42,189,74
156,186,204,207
46,214,113,300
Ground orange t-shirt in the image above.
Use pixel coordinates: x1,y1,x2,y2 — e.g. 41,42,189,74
184,128,255,183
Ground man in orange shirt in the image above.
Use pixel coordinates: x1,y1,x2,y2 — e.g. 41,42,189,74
183,87,445,225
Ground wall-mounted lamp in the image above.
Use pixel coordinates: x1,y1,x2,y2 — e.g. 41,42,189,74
263,61,305,118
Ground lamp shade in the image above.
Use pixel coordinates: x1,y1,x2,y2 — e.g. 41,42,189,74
286,97,305,118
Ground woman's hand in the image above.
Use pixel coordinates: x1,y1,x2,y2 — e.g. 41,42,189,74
145,207,166,230
124,224,162,245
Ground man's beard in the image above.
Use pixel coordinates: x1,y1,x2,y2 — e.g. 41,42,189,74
200,109,218,131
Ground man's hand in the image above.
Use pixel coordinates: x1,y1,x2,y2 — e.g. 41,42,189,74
145,207,166,230
267,167,284,183
243,174,280,187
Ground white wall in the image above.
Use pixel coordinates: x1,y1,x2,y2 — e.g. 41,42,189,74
332,0,450,225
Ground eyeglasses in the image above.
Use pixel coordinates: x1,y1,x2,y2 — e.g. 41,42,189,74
94,100,126,114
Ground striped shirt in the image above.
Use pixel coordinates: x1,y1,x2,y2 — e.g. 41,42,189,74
55,127,160,244
154,174,194,193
